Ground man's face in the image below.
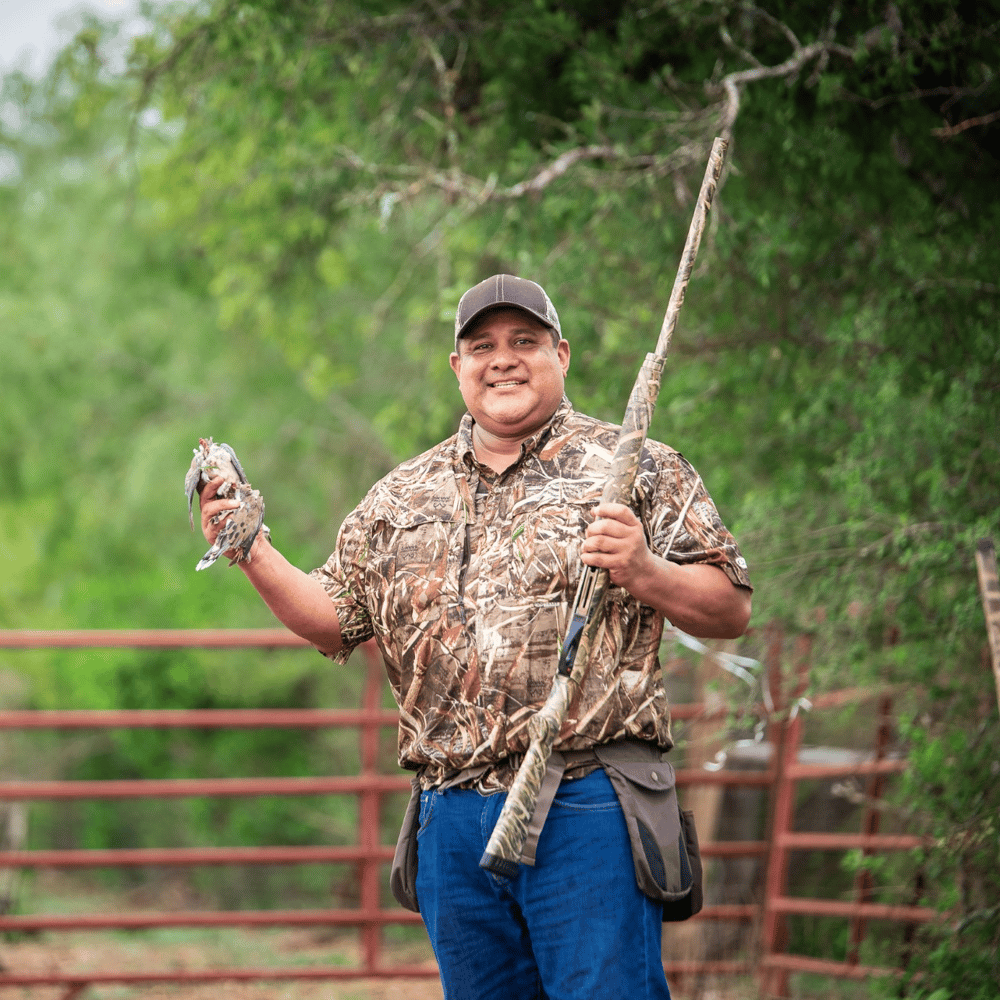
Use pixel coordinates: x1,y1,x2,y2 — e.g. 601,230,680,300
449,309,571,442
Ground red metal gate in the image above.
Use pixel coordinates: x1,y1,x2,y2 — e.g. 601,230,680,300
0,626,936,996
752,627,934,995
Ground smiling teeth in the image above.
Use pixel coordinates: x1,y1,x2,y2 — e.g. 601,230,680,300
492,381,521,388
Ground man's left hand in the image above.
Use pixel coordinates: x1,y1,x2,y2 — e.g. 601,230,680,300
581,502,652,592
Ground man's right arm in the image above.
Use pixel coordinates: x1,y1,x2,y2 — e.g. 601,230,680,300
200,479,344,657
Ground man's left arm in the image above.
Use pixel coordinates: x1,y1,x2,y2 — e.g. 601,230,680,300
581,502,751,639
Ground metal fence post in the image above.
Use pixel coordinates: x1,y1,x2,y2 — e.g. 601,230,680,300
358,641,385,972
846,693,894,965
758,626,812,999
758,623,788,998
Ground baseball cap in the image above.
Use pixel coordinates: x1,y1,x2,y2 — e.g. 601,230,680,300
454,274,561,348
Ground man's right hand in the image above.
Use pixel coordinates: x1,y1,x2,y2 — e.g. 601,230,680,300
199,476,241,548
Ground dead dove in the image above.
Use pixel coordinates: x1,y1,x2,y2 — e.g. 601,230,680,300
195,482,266,570
185,437,248,526
184,437,267,570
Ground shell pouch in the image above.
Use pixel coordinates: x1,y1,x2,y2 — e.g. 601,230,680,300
594,743,703,922
389,776,421,913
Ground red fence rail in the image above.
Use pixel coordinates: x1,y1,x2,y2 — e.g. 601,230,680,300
754,629,934,996
0,627,936,996
0,632,430,993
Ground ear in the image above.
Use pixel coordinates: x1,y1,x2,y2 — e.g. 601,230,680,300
449,351,462,379
556,338,570,375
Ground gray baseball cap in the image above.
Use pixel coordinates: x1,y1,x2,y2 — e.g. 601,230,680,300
454,274,561,348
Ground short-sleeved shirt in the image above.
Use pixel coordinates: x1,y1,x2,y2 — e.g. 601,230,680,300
311,396,751,789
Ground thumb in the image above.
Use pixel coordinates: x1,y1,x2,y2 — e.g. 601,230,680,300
200,476,226,503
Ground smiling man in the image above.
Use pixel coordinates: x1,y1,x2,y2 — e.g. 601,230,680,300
197,274,752,1000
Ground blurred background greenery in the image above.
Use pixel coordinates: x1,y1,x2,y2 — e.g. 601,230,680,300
0,1,997,992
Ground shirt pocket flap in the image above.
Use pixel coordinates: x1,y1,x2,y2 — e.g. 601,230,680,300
370,498,458,530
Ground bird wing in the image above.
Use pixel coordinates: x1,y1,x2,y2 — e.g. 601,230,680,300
224,488,265,564
184,448,206,529
218,443,248,484
195,486,265,571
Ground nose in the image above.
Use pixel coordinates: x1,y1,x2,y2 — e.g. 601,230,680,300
490,343,517,369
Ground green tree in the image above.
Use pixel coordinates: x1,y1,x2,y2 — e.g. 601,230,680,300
128,0,999,663
0,31,370,898
2,1,997,980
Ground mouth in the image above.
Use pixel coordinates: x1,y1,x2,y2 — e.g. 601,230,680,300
489,380,525,389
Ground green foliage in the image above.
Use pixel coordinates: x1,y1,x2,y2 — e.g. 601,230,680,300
1,1,998,959
0,39,378,900
886,715,1000,999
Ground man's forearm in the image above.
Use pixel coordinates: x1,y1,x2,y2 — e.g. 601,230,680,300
239,535,344,655
629,558,751,639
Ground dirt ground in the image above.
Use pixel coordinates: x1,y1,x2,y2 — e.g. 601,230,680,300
0,876,771,1000
0,925,444,1000
0,926,771,1000
0,872,444,1000
0,927,768,1000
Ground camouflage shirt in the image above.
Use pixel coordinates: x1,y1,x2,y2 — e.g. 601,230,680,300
311,396,751,789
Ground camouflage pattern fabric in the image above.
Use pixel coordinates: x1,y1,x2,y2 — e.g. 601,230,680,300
311,396,751,790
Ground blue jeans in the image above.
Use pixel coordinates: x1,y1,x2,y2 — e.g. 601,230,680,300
415,768,672,1000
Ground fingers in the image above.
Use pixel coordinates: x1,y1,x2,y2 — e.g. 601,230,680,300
586,502,640,539
587,517,629,540
589,502,640,526
200,476,227,503
201,478,239,517
582,503,649,588
200,477,240,543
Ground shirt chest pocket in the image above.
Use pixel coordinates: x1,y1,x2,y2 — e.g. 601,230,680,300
368,504,463,619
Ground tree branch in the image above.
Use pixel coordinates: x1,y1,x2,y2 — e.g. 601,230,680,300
837,84,993,113
932,109,1000,139
714,39,855,140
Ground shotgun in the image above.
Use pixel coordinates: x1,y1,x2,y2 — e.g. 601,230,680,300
479,136,728,877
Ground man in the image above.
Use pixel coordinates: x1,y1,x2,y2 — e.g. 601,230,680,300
198,274,752,999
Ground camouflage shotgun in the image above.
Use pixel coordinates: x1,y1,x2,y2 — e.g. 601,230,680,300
479,136,728,878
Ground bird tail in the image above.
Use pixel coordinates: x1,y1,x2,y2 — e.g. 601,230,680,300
195,544,222,571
